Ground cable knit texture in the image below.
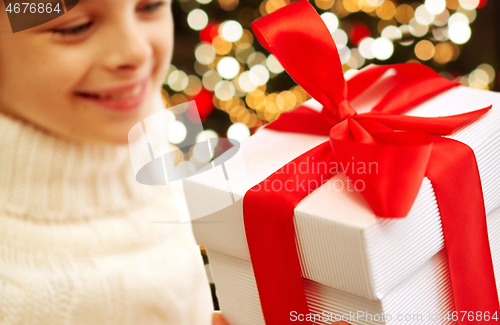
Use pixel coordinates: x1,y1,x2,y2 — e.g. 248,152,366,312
0,111,213,325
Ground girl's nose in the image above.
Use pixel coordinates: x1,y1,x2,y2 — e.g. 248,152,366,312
101,23,152,73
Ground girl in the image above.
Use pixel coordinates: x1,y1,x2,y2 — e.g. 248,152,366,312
0,0,230,323
0,0,344,323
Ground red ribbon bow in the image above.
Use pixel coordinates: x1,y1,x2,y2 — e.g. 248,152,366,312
243,1,500,324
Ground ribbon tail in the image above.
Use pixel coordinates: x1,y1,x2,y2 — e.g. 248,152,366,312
370,76,460,115
243,141,336,325
357,105,492,135
346,63,459,115
426,136,500,321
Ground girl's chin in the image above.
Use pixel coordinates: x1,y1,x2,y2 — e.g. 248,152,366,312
64,114,149,146
75,130,133,146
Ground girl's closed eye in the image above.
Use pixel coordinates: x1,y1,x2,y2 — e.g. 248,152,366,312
50,1,167,37
52,22,93,36
139,1,167,13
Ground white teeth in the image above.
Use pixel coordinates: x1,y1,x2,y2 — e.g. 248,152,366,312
131,84,141,96
93,84,143,100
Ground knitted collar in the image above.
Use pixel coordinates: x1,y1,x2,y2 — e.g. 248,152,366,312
0,111,154,221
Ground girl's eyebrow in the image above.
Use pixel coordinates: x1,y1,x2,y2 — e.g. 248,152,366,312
63,0,91,10
60,0,85,13
66,0,89,4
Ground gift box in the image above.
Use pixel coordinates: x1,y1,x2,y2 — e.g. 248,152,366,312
186,89,500,324
199,208,500,325
183,1,500,323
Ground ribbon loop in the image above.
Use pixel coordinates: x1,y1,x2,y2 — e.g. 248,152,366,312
251,0,348,121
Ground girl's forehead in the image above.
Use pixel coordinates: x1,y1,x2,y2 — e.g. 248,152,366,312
0,3,11,33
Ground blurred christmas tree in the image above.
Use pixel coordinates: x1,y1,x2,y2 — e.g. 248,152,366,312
166,0,495,310
165,0,494,144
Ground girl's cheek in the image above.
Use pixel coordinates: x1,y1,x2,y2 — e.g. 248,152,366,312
151,22,174,80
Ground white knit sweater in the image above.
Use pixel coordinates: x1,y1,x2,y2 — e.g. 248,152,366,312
0,111,213,324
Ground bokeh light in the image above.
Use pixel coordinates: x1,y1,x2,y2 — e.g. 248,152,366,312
220,20,244,42
372,37,394,60
235,30,254,49
432,27,449,41
395,4,414,24
214,80,236,101
409,18,429,37
376,1,396,20
469,68,489,85
219,0,239,11
415,5,435,26
164,65,177,83
265,0,287,14
425,0,446,15
236,46,255,63
321,12,339,33
212,36,232,55
187,9,209,30
359,37,375,59
344,69,359,79
196,129,219,144
449,12,469,25
459,0,480,10
164,0,490,153
266,55,284,74
247,52,267,68
433,42,454,64
169,121,188,144
315,0,335,10
456,7,477,23
217,57,240,79
445,0,459,10
227,123,250,144
382,25,402,40
477,64,495,82
448,22,471,44
238,71,258,92
350,23,371,45
192,142,214,163
415,40,435,61
338,46,351,64
168,70,189,92
184,75,203,96
195,43,216,65
249,65,270,86
347,48,365,68
332,29,348,48
202,70,222,91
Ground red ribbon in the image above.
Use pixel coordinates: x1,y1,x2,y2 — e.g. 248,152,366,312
243,1,500,324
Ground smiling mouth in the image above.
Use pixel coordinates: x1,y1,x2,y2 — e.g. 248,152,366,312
75,83,144,101
74,80,149,111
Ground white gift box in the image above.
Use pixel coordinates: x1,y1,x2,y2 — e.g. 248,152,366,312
184,83,500,322
206,206,500,325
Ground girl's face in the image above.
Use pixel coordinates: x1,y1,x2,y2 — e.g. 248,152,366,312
0,0,173,144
